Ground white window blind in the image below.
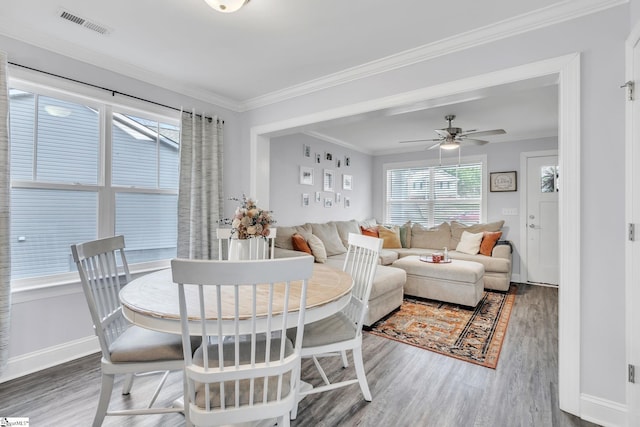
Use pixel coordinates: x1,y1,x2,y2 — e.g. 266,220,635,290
9,88,179,281
385,161,483,227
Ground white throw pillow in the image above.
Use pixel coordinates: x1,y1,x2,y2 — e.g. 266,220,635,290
455,231,484,255
307,234,327,263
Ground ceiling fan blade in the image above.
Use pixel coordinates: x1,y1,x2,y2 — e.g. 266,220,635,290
459,129,506,138
460,138,489,145
434,129,452,138
427,142,442,150
398,138,442,144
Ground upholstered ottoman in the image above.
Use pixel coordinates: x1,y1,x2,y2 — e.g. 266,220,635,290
392,256,484,307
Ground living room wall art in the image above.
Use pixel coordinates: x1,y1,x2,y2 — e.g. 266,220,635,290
323,169,335,192
302,193,310,207
300,166,314,185
344,197,351,208
303,144,311,158
489,171,517,192
343,174,352,190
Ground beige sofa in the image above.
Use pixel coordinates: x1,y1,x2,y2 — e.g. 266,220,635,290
273,219,512,326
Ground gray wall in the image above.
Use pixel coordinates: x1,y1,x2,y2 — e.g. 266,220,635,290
269,133,372,226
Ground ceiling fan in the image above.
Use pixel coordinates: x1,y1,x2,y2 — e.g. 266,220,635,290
399,114,506,150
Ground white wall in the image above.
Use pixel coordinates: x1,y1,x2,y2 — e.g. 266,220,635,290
269,133,372,225
241,4,628,412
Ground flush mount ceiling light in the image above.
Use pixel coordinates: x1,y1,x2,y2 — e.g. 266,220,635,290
204,0,249,13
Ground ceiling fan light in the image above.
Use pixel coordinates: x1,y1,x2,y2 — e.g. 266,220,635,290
440,141,460,150
204,0,248,13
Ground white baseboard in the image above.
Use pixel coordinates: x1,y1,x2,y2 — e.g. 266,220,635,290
581,393,628,427
511,273,521,283
0,335,100,384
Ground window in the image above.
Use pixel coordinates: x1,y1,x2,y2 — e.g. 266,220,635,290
9,85,180,284
384,158,485,227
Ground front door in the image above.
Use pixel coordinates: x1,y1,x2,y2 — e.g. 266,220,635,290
526,155,559,285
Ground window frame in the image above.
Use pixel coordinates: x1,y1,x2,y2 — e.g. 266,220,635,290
9,70,180,291
382,155,488,226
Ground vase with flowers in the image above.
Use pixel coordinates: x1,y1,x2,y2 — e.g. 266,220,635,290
220,194,276,259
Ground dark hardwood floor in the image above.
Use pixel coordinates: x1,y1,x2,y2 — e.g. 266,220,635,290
0,284,600,426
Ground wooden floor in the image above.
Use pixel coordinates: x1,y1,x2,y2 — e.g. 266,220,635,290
0,284,600,426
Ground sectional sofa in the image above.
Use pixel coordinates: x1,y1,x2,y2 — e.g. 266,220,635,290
273,219,512,326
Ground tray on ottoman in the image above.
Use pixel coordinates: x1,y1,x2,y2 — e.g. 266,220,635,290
392,256,485,307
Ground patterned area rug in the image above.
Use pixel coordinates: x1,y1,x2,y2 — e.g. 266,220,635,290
368,285,517,369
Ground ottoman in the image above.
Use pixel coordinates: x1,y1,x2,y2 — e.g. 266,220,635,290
392,256,485,307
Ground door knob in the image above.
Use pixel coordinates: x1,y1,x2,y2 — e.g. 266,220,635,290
529,224,536,228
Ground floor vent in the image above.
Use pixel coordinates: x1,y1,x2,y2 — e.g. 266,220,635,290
59,9,110,35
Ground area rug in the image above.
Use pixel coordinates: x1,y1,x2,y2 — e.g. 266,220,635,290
368,284,517,369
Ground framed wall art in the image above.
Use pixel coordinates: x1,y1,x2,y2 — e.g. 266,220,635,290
303,144,311,158
490,171,517,192
343,174,352,190
323,169,335,192
299,166,314,185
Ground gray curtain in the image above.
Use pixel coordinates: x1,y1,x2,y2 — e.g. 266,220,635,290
177,111,224,259
0,52,10,374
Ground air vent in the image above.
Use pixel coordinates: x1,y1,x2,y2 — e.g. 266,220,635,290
58,9,110,35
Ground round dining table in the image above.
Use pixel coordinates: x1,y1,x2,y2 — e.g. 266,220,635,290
119,263,353,335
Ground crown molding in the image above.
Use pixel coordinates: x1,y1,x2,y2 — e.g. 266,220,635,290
241,0,626,111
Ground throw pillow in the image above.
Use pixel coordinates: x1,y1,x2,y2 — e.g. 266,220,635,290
449,220,505,250
307,234,327,263
274,224,312,251
410,222,451,250
479,231,503,256
360,226,379,237
291,233,312,255
359,218,378,229
398,220,412,248
378,225,402,249
309,222,348,256
456,231,484,255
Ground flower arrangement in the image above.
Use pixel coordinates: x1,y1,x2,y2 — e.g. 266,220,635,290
222,194,275,239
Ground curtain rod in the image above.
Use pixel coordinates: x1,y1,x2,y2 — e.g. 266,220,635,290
8,61,222,123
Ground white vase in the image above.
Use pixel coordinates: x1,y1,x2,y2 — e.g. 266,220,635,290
228,238,268,260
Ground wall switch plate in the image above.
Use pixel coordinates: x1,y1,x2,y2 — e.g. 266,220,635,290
502,208,518,216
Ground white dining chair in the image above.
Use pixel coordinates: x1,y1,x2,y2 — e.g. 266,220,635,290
217,227,277,260
289,232,382,419
171,256,313,427
71,235,199,427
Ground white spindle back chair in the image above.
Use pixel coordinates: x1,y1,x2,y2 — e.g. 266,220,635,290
71,235,191,426
171,256,313,427
290,232,382,419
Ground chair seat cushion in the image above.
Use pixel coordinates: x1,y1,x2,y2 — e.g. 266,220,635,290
109,325,190,363
192,337,294,408
295,311,357,348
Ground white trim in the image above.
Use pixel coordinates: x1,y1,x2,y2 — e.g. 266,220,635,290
381,155,488,226
580,393,628,427
625,20,640,427
249,52,582,417
518,149,559,284
302,131,374,155
557,52,581,416
0,336,99,384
